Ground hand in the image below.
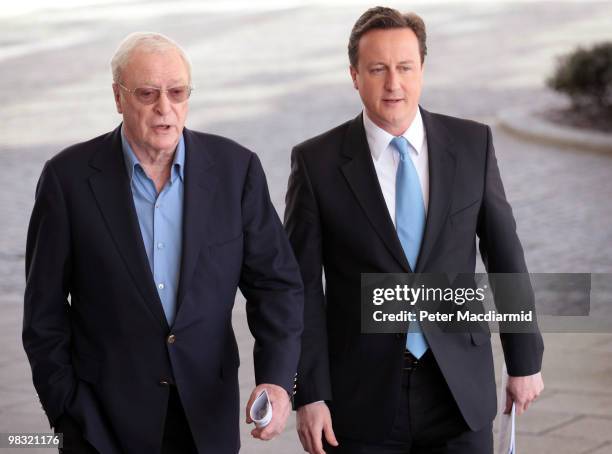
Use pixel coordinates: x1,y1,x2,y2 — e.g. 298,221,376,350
505,371,544,415
246,383,291,441
296,401,338,454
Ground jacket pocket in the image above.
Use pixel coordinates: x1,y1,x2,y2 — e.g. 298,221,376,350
450,199,480,221
73,354,100,384
469,330,491,346
208,232,243,248
219,352,240,383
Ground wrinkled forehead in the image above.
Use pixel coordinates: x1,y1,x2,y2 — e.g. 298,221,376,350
122,47,190,86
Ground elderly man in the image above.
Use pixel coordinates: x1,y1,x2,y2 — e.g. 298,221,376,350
23,32,303,454
285,7,544,454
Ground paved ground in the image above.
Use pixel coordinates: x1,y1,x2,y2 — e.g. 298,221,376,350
1,1,611,453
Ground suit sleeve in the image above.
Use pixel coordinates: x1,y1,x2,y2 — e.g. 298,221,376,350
284,146,332,408
477,126,544,376
239,152,304,394
23,161,75,426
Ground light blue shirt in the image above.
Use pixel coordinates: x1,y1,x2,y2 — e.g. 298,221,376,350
121,127,184,326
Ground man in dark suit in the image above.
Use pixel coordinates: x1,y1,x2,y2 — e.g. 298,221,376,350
23,32,303,454
285,7,544,454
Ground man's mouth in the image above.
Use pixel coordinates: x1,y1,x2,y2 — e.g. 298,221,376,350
383,98,403,104
153,124,172,131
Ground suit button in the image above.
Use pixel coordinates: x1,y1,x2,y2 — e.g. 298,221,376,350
167,334,176,344
395,334,403,339
159,379,170,386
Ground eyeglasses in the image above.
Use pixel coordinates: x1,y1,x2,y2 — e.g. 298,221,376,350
117,83,193,105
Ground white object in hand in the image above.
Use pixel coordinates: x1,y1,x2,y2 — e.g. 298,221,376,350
250,389,273,428
498,364,517,454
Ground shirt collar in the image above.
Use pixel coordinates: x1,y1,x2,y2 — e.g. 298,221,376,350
121,125,185,183
363,107,426,161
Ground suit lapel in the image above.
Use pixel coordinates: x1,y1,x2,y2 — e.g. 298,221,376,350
88,126,169,331
416,108,457,272
175,129,218,319
340,114,412,272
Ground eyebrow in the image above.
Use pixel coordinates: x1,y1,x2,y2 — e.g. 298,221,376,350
368,60,416,67
137,79,187,87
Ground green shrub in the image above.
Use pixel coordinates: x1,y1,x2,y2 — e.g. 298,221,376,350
547,42,612,112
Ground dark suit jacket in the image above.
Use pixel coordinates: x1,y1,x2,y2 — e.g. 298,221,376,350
23,126,304,453
284,108,544,441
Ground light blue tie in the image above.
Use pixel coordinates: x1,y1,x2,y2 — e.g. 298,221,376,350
391,136,429,359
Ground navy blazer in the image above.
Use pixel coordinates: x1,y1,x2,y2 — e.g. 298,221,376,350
284,108,543,441
24,126,304,453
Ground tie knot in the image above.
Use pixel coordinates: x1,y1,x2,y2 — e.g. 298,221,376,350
391,136,411,160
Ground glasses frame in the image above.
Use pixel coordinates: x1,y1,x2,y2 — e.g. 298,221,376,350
117,82,193,105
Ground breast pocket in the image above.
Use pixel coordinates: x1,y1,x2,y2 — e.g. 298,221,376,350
450,199,480,234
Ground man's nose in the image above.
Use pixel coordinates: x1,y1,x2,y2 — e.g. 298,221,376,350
154,90,172,115
385,69,400,91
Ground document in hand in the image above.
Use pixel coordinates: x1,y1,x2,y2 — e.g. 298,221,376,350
497,364,516,453
250,389,273,428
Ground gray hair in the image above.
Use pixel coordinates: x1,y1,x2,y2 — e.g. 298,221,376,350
110,32,192,84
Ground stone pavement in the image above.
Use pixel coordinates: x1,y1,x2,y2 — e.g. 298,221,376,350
1,1,611,452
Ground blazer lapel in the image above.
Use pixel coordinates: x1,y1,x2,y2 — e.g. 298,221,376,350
416,108,457,272
175,129,218,320
88,126,169,331
340,114,412,272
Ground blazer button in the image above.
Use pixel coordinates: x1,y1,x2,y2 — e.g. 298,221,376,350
395,333,404,339
159,379,170,386
167,334,176,344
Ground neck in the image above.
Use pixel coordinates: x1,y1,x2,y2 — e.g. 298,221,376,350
365,107,418,137
134,147,175,169
127,140,177,170
124,133,177,193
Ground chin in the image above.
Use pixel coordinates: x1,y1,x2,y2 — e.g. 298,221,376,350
381,115,402,127
152,134,178,145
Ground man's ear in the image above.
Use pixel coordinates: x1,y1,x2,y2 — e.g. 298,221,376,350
112,83,123,114
349,65,358,90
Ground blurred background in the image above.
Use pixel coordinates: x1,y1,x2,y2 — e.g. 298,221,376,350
1,0,611,452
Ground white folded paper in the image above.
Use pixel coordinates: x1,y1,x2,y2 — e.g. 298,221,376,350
497,364,516,454
250,389,273,428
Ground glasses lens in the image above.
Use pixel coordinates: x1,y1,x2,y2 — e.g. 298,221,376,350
129,86,191,104
134,87,160,104
167,86,191,103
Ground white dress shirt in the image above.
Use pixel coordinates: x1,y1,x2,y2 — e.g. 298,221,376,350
310,111,430,406
363,108,429,226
